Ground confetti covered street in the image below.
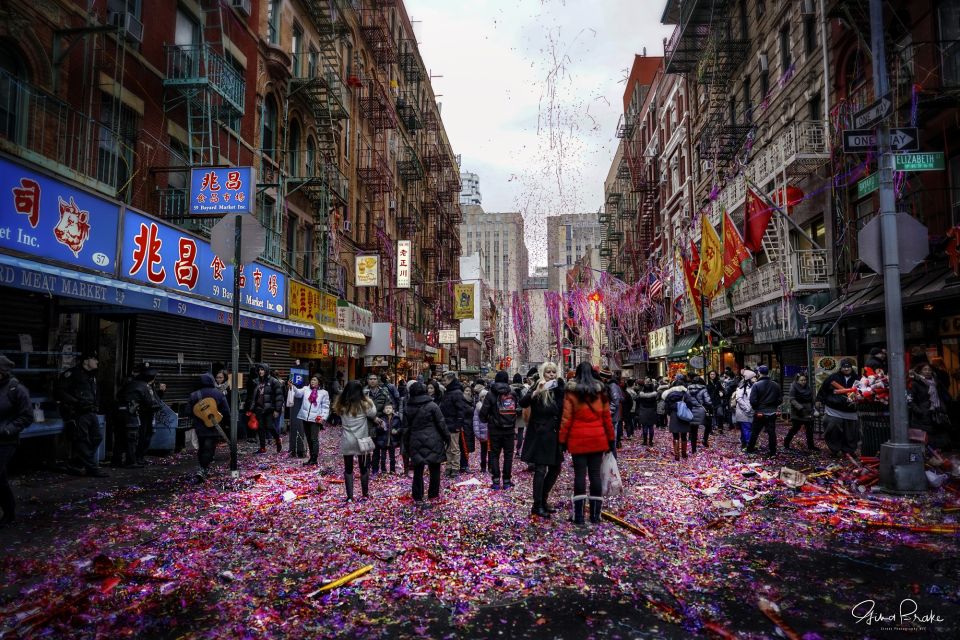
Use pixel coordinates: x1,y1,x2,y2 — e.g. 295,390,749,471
2,426,958,639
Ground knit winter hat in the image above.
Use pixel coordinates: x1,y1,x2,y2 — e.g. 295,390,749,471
495,371,509,383
742,369,757,381
0,355,13,375
757,365,769,376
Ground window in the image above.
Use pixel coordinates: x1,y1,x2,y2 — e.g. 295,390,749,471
174,7,200,75
267,0,280,45
939,1,960,86
779,24,792,73
742,76,752,123
0,51,26,143
807,92,821,121
97,95,138,198
291,24,303,76
262,95,277,159
308,45,319,79
288,120,301,175
305,136,316,177
757,0,765,18
739,0,748,39
728,96,737,126
804,14,817,56
760,67,770,99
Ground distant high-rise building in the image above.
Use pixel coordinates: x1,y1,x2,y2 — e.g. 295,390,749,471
546,214,605,290
460,171,482,206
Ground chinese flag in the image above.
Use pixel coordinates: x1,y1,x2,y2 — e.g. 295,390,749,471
682,245,703,324
744,188,774,253
722,208,751,287
697,214,724,298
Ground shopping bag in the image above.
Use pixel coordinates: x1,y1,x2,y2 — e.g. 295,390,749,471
185,428,199,451
286,388,296,408
601,452,623,497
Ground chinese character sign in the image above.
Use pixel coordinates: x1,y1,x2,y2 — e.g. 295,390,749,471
355,255,379,287
453,284,475,320
0,156,120,274
189,167,255,215
320,293,338,326
289,280,322,324
396,240,411,288
121,209,286,316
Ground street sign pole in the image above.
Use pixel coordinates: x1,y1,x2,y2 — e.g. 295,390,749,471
870,0,926,492
229,215,242,478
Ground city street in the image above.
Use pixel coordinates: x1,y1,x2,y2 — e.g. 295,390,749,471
1,427,957,639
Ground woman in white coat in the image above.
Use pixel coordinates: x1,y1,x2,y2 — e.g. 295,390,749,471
731,369,757,451
289,375,330,466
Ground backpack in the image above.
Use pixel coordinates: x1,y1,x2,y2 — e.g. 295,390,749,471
497,392,518,416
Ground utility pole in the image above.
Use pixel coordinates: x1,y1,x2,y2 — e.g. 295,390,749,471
870,0,926,492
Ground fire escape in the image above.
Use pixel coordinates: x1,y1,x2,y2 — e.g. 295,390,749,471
664,0,750,164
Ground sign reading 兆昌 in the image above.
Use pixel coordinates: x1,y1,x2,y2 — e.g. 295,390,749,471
396,240,411,288
120,210,286,317
0,156,120,275
355,254,379,287
189,167,255,215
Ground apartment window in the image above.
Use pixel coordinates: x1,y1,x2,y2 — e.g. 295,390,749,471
344,119,350,160
307,45,319,80
262,95,278,159
97,95,138,198
286,212,297,259
739,0,748,39
804,14,817,56
0,52,26,143
757,0,765,18
742,76,752,123
779,24,792,72
760,67,770,99
305,137,316,177
807,92,822,121
728,97,737,126
288,120,301,175
939,1,960,86
291,24,303,76
267,0,280,45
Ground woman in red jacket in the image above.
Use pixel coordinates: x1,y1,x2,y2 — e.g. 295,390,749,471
559,362,615,525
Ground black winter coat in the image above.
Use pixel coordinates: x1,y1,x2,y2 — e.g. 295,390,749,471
403,394,450,464
634,389,659,426
518,384,564,465
816,372,858,413
245,369,284,413
910,377,950,431
188,374,231,439
789,381,814,422
749,377,782,415
478,382,519,435
438,379,472,433
0,376,32,445
116,378,161,427
56,366,98,419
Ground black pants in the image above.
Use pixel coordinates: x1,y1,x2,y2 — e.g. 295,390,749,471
571,452,604,499
823,415,859,454
515,426,525,457
640,422,654,442
0,444,16,522
479,440,489,472
374,446,396,473
412,462,442,501
747,413,777,454
532,464,561,509
343,454,369,476
256,411,280,448
785,419,816,449
135,410,154,460
488,433,515,483
288,417,306,455
69,412,102,472
197,436,218,470
306,422,322,461
111,415,138,465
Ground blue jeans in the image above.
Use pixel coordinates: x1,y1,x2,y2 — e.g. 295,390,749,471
738,421,752,448
640,423,654,442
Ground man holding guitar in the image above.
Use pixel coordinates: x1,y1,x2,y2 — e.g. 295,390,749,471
187,373,231,481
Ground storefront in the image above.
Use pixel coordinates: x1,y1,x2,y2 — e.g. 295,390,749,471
336,300,373,380
646,325,673,379
668,331,701,378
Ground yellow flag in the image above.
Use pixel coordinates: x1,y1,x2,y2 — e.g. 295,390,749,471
697,214,723,298
453,284,475,319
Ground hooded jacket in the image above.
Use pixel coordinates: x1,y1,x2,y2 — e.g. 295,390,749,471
245,364,284,413
662,384,695,434
685,382,710,425
294,384,330,424
188,373,231,439
339,399,377,456
789,381,814,421
403,393,450,465
634,388,659,426
438,378,472,433
558,380,614,455
0,375,32,444
479,381,519,435
519,382,565,465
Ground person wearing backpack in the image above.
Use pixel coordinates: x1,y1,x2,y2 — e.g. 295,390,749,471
663,375,696,461
731,369,757,451
479,370,519,490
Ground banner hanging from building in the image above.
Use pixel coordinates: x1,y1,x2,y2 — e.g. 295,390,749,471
355,254,379,287
320,293,338,326
289,280,322,324
189,167,254,215
453,283,475,320
396,240,411,288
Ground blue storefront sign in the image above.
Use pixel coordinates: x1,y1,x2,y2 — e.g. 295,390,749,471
120,209,286,317
189,167,255,215
0,156,120,275
166,295,313,337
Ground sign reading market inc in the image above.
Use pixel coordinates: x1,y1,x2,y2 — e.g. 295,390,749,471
120,210,286,317
189,167,255,215
0,156,121,275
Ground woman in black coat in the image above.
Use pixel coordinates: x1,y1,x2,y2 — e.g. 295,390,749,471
785,373,817,451
519,362,565,518
402,382,451,503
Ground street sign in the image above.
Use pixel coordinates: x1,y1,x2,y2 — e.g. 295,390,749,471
211,213,266,265
857,212,929,275
894,152,945,172
842,127,918,153
853,92,892,129
857,173,879,199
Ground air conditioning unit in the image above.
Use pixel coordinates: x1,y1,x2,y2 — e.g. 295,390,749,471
758,53,769,72
231,0,252,17
342,219,352,232
110,11,144,44
801,0,815,16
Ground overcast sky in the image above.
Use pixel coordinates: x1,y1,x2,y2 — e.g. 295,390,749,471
407,0,673,268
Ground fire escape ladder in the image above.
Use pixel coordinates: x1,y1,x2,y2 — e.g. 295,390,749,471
360,8,398,67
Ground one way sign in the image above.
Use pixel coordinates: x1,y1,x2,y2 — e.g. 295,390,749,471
842,127,919,153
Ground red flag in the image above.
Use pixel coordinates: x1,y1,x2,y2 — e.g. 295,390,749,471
744,188,774,253
722,209,751,287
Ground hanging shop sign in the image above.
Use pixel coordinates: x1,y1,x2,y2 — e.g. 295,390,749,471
290,339,330,358
396,240,411,288
647,325,674,359
289,280,322,324
438,329,458,344
0,156,121,275
752,301,804,344
120,209,286,317
320,293,338,326
453,283,475,320
189,167,255,215
355,254,379,287
337,300,373,336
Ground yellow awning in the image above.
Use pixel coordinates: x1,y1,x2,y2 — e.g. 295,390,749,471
318,324,367,345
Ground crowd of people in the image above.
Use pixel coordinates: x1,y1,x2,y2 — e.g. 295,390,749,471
0,346,956,529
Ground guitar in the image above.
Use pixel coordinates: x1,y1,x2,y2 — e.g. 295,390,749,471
193,397,229,441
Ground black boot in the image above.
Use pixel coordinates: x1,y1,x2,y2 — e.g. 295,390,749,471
360,471,369,498
344,475,354,502
572,496,586,525
303,458,318,466
589,497,603,524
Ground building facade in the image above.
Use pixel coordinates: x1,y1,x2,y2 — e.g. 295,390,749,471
545,213,605,291
459,170,482,206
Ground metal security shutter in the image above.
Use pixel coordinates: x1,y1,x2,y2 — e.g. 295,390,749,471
778,340,809,389
259,337,292,378
132,314,252,404
0,291,49,351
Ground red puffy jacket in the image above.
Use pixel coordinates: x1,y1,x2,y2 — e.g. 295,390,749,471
558,381,614,454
